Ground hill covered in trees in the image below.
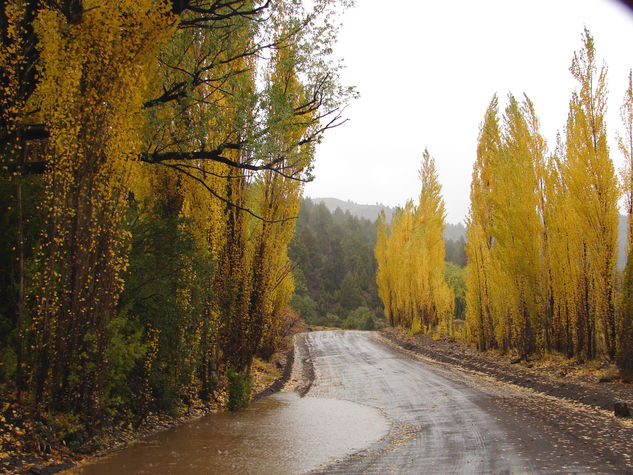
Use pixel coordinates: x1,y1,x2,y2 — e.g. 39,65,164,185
310,197,467,267
288,199,385,330
310,197,466,239
309,197,395,223
289,198,468,329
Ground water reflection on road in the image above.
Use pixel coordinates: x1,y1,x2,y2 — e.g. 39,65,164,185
75,392,389,474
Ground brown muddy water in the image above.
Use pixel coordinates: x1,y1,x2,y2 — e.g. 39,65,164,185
73,392,390,474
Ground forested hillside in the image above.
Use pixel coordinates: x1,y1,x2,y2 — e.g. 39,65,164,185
310,197,394,222
289,198,385,330
313,197,467,266
289,197,468,329
312,197,467,240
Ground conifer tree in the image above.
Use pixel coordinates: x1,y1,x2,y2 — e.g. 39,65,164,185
618,247,633,374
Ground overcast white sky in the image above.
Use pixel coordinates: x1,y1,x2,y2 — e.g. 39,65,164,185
304,0,633,224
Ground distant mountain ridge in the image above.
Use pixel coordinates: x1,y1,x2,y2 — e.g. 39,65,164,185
309,197,395,223
309,197,466,240
308,197,628,269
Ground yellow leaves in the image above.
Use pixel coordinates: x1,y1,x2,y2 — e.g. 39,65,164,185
465,31,619,361
466,95,546,355
23,1,180,412
375,150,452,334
560,30,619,359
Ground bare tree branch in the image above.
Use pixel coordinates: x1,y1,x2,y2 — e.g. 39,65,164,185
157,161,296,224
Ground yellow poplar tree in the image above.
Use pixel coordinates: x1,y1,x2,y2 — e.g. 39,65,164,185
375,150,453,335
375,211,394,325
29,1,175,415
466,96,501,350
619,70,633,251
545,138,583,356
488,95,544,357
387,203,415,328
618,70,633,372
247,33,314,360
412,149,453,334
564,27,619,360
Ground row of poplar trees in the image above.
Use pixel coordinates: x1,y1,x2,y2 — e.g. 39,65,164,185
375,150,454,336
466,28,633,371
0,0,352,427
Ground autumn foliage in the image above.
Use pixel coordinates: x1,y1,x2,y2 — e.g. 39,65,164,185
375,150,454,336
0,0,352,437
465,29,631,368
375,29,633,374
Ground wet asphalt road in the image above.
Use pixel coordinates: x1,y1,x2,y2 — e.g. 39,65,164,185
298,330,627,474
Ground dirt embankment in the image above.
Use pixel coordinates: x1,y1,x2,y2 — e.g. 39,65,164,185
379,327,633,414
1,398,219,475
1,346,296,475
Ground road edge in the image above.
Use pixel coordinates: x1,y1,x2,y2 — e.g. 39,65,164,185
376,328,633,417
252,346,295,402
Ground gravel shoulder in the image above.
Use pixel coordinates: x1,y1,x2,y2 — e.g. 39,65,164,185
378,327,633,413
374,327,633,473
299,330,633,473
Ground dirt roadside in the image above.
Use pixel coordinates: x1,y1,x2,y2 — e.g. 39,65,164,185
304,330,633,473
378,327,633,416
0,346,295,475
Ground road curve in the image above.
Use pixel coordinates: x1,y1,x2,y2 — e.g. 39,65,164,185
297,330,625,474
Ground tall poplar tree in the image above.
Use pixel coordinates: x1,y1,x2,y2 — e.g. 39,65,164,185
29,1,175,417
618,71,633,372
465,96,501,351
546,138,583,357
375,150,453,335
375,211,392,325
619,70,633,251
564,27,619,360
413,150,453,333
488,95,544,357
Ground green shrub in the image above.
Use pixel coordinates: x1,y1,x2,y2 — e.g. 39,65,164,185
103,312,147,416
445,262,466,320
291,294,318,324
0,345,17,381
226,366,253,411
342,306,385,330
323,313,342,327
50,412,88,452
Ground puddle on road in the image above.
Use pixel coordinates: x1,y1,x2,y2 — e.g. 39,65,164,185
75,392,389,474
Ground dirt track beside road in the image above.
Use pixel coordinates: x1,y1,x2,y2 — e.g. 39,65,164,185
297,330,633,473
